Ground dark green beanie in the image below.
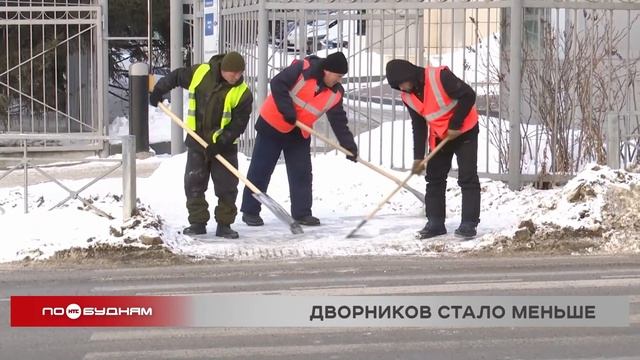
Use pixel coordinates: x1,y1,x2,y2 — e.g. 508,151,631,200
221,52,246,72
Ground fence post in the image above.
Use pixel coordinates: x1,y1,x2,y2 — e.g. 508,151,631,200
23,139,28,214
607,113,620,169
99,0,110,158
508,0,523,190
129,62,150,153
122,135,137,220
257,0,268,107
170,0,186,155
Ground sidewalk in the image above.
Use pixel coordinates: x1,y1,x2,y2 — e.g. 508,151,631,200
0,157,163,189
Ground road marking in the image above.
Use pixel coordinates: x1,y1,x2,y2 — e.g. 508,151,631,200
89,327,385,342
91,268,640,293
132,278,640,296
289,284,367,290
0,298,9,302
445,279,523,284
82,334,640,359
545,357,640,360
601,274,640,279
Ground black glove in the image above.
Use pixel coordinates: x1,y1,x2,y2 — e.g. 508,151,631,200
344,144,358,162
149,89,163,107
205,143,220,158
411,159,426,175
217,131,232,146
284,116,297,125
214,131,236,153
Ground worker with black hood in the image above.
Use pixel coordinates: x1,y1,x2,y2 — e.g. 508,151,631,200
149,52,253,239
240,52,358,227
385,59,480,239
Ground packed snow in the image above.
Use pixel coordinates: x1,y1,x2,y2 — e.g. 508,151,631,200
1,140,639,263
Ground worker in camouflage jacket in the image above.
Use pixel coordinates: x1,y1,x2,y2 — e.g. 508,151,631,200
150,52,253,239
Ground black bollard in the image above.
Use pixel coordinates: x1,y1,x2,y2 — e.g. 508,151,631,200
128,62,150,153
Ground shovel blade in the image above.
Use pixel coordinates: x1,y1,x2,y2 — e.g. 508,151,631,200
252,193,304,235
405,186,425,204
346,219,368,239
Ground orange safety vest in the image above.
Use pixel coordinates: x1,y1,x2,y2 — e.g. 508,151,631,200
401,66,478,150
260,59,342,138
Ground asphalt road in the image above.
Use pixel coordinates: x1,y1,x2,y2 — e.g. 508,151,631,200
1,255,640,359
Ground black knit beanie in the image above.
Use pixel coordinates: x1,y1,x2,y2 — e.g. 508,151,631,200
385,59,418,89
221,52,245,72
322,52,348,74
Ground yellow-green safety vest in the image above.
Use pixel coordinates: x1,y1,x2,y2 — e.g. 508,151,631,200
187,63,249,144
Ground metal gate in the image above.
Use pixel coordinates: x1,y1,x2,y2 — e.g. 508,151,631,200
220,0,640,189
0,0,104,153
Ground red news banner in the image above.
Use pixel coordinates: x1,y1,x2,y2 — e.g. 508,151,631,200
10,295,629,328
11,296,189,327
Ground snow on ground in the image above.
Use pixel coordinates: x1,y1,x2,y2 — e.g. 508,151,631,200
1,148,639,263
0,181,164,262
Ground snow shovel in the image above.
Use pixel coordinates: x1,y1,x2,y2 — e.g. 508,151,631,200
346,138,450,239
296,121,425,204
158,103,303,235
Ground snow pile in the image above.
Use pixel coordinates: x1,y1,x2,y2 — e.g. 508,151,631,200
0,184,166,263
487,164,640,254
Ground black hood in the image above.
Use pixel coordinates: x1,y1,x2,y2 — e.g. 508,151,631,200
385,59,420,90
306,55,324,80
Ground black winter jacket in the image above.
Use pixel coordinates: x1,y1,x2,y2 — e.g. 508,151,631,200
256,56,357,151
153,54,253,150
387,61,476,159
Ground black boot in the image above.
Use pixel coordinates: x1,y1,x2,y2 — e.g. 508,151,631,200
183,223,206,235
417,222,447,239
295,215,320,226
454,222,477,239
216,224,239,239
242,213,264,226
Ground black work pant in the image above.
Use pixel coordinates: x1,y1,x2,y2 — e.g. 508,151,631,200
240,129,312,219
184,148,239,226
424,128,481,226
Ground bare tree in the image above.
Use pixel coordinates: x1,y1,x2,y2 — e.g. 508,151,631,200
523,10,639,173
472,9,640,178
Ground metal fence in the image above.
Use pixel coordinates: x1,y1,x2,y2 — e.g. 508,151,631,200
219,0,640,188
0,134,136,220
607,111,640,169
0,0,104,153
2,1,639,189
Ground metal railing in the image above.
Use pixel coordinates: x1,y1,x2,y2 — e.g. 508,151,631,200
0,2,105,153
0,134,136,221
607,111,640,169
219,0,640,189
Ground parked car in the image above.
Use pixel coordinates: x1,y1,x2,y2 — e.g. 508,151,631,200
269,16,349,54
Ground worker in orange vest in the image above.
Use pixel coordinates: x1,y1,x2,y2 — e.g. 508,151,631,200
386,59,480,239
241,52,358,227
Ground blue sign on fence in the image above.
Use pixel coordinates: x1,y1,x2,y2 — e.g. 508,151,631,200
205,13,214,36
205,0,214,7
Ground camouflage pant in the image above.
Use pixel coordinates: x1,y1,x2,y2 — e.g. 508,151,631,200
184,148,238,225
